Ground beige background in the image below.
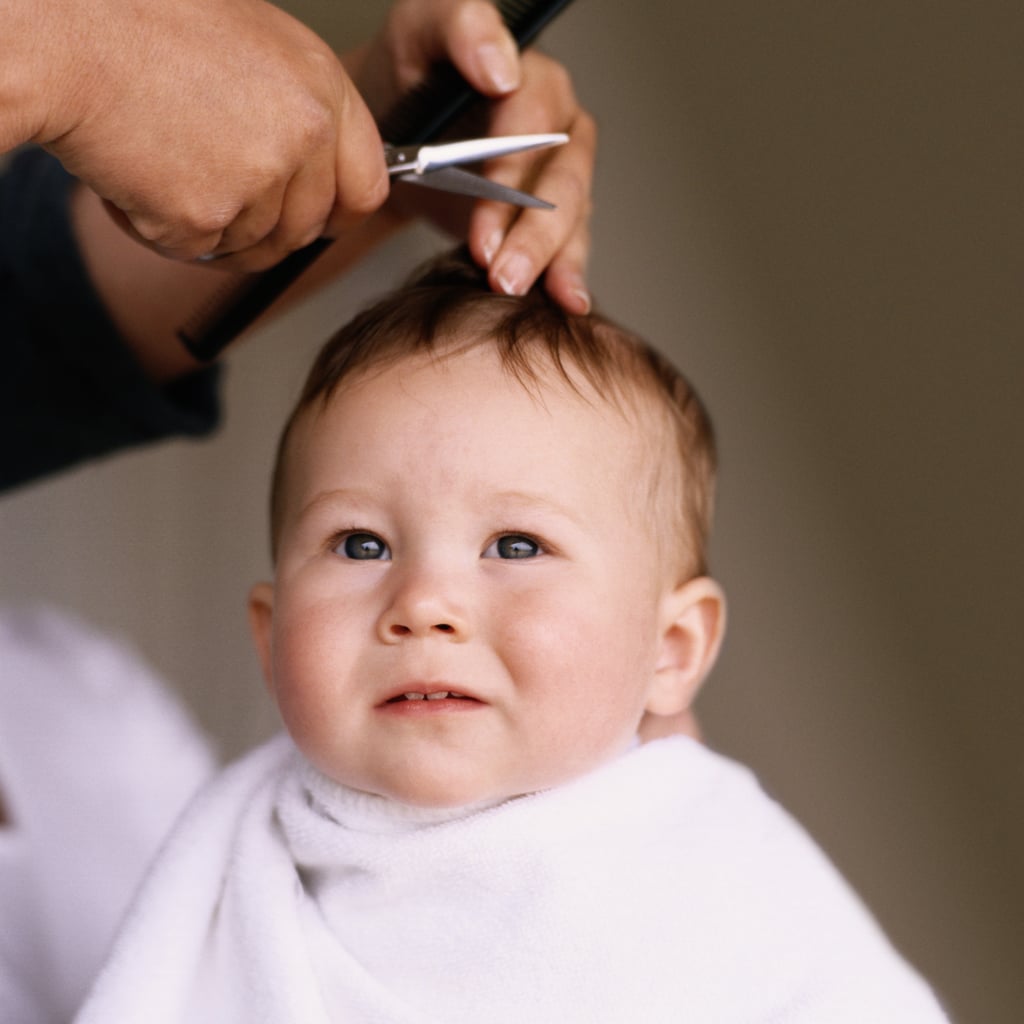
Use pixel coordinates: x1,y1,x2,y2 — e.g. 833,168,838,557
1,2,1020,1020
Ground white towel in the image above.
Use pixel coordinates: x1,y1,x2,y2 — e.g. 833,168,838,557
0,605,216,1023
76,734,950,1023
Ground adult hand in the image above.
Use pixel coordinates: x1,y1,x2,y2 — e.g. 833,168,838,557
350,0,596,313
9,0,388,270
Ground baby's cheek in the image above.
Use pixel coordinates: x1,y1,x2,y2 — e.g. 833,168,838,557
495,592,571,649
271,605,332,704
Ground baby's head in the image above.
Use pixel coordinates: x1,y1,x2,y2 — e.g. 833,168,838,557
249,250,725,807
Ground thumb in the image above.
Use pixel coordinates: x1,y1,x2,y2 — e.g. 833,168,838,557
327,75,390,235
391,0,520,97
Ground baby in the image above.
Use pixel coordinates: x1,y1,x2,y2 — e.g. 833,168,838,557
76,251,950,1023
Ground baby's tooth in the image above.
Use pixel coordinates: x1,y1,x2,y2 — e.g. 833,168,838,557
403,692,426,701
426,691,450,701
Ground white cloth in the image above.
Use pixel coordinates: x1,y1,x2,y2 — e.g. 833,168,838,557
0,606,216,1024
75,732,950,1023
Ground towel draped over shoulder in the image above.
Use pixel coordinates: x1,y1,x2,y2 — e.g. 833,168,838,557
75,733,950,1023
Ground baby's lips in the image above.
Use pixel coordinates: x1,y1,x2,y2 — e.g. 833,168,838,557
378,683,484,706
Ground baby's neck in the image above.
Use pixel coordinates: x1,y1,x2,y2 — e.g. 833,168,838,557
302,738,645,834
307,778,508,835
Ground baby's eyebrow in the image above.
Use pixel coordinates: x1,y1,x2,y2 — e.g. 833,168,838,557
295,487,377,522
487,490,583,526
295,487,584,529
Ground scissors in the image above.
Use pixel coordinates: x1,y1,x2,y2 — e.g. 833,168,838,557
385,132,568,209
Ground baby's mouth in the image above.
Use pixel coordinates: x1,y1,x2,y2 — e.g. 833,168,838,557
385,690,473,704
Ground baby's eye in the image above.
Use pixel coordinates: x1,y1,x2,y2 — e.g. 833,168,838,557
334,532,391,560
484,534,541,560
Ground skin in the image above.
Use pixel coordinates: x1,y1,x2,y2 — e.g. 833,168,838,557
249,344,725,808
63,5,596,380
3,0,594,281
4,0,386,269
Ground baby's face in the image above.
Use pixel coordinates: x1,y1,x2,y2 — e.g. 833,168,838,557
255,344,681,807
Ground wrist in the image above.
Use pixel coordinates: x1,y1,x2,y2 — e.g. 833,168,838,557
0,0,56,149
3,0,112,151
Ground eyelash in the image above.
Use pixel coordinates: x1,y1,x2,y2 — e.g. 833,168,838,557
483,532,546,560
328,530,549,560
330,530,390,561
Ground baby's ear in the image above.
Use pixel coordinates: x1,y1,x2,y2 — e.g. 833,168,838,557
645,577,726,717
247,582,276,695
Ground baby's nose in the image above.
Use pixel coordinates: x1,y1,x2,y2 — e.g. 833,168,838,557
376,573,470,643
386,620,458,638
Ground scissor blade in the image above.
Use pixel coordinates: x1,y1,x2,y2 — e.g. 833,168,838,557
420,132,568,171
385,133,568,178
395,166,555,209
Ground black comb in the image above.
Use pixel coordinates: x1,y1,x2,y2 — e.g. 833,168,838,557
177,0,576,362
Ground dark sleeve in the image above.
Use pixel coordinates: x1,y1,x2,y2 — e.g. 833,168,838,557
0,147,222,493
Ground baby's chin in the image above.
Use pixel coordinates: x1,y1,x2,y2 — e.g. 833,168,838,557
348,758,618,812
359,776,522,813
312,738,640,812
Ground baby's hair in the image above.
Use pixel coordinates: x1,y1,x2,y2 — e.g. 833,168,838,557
270,248,716,578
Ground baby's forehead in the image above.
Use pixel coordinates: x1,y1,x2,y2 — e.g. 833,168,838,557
318,334,660,430
293,352,660,512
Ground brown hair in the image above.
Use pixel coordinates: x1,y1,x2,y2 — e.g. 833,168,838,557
270,248,716,578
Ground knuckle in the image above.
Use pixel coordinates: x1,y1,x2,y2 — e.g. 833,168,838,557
127,214,167,245
184,202,236,239
294,94,335,152
546,163,589,212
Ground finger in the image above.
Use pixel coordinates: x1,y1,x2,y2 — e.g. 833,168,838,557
214,96,386,271
442,0,521,95
542,218,592,314
208,184,289,260
207,150,337,272
104,199,225,263
465,52,594,291
480,108,596,302
387,0,520,96
325,79,390,236
232,68,387,268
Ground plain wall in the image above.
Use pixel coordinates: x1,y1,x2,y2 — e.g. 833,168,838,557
1,2,1020,1020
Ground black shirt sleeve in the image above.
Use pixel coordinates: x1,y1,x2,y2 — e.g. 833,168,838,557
0,148,222,493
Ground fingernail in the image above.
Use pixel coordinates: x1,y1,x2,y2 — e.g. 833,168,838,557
478,41,519,94
572,287,592,314
494,253,532,296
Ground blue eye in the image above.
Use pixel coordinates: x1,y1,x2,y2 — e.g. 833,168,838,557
336,532,390,560
485,534,540,559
